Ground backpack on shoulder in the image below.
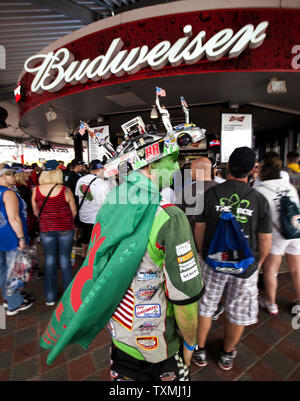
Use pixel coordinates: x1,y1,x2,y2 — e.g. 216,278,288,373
279,193,300,239
206,188,255,275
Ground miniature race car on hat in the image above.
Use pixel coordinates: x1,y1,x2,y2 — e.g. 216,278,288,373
79,91,206,178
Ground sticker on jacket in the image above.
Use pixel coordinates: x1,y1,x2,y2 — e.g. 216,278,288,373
138,321,159,332
135,304,161,318
136,336,159,351
107,319,116,338
137,269,161,281
135,285,158,300
176,240,192,256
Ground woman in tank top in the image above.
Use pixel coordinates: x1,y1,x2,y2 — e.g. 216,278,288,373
0,164,34,316
32,160,77,306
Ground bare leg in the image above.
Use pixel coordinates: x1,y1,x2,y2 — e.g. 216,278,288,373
81,243,88,258
223,321,245,353
197,316,212,348
285,253,300,303
262,254,282,304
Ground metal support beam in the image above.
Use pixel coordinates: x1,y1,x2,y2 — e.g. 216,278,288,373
28,0,99,24
92,0,114,11
73,134,83,161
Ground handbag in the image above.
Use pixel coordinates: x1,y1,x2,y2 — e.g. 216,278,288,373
6,248,38,296
75,177,98,225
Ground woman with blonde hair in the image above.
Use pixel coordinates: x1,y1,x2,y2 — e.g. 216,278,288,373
256,156,300,316
32,160,77,306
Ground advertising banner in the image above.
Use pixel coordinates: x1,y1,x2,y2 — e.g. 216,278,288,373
221,113,252,163
88,125,110,162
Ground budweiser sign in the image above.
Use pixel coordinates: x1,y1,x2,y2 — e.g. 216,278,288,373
24,21,268,94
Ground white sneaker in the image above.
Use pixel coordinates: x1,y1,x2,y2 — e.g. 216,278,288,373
259,296,278,316
6,297,34,316
45,302,55,307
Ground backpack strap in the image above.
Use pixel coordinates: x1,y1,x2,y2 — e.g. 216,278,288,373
77,176,98,213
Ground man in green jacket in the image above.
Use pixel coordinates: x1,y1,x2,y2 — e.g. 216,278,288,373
109,150,204,381
41,128,204,382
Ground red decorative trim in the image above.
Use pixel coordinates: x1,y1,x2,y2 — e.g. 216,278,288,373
161,204,175,209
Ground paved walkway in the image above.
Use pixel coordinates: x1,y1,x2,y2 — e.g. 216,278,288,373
0,253,299,381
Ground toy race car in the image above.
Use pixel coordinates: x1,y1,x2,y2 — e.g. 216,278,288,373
173,123,206,147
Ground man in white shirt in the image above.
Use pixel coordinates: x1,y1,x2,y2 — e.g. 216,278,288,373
75,159,115,257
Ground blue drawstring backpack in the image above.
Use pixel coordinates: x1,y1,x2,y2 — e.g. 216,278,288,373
206,187,255,275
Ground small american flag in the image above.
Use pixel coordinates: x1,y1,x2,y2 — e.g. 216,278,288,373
156,87,166,97
112,287,134,331
78,121,87,136
180,96,188,108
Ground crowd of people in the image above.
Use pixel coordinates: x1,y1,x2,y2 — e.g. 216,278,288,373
0,148,299,380
0,158,114,313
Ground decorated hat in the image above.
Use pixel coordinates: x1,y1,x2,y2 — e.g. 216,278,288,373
104,117,180,178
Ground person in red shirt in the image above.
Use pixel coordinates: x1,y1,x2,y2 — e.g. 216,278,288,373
32,160,77,306
30,163,40,187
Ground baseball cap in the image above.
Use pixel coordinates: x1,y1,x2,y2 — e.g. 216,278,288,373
0,165,16,177
70,158,84,167
228,147,256,176
43,160,59,171
89,159,103,170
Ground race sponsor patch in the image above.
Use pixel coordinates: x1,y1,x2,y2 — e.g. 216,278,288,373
177,250,194,264
112,287,134,331
107,319,116,338
135,285,158,301
138,321,159,332
136,336,159,351
137,269,161,281
180,265,199,282
176,240,192,256
179,258,197,272
135,304,161,318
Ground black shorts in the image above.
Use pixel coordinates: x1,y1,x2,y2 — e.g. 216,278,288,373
80,222,94,244
110,343,190,382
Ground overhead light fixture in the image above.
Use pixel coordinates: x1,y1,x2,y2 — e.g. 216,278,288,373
45,106,57,122
150,105,158,119
267,78,287,94
97,114,104,123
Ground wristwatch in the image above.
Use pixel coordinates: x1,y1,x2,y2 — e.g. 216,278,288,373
183,340,197,351
18,236,25,241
